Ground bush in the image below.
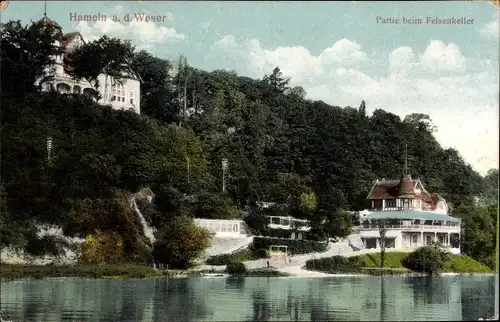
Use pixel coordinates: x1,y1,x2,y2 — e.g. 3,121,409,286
305,256,362,273
152,216,212,269
206,248,268,266
252,237,327,255
226,262,247,275
24,235,69,257
402,243,452,276
0,264,165,280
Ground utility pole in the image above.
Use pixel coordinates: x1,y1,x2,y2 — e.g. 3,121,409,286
222,158,228,193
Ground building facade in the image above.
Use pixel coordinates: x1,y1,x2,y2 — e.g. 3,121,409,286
34,16,141,114
193,218,246,238
359,175,461,254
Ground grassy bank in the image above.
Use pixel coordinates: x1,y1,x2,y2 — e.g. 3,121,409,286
355,252,492,273
0,264,173,281
1,264,290,281
305,252,492,275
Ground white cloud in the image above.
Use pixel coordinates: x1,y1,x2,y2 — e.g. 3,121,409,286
73,8,185,51
419,40,467,72
211,35,238,49
479,12,499,39
319,38,369,67
388,46,415,70
208,36,499,175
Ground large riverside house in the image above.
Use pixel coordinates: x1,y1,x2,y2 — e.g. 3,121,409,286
359,175,461,254
33,15,141,114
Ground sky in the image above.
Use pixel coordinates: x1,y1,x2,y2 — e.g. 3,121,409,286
2,1,499,175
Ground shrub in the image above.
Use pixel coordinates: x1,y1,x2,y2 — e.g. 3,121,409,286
206,248,268,266
402,243,452,276
226,262,247,275
306,256,362,273
24,235,69,257
153,216,212,269
252,237,327,255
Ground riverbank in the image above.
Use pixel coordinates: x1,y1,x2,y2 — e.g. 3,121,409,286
278,264,497,278
0,264,289,281
300,252,493,277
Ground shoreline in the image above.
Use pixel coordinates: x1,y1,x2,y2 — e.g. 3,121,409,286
1,263,495,282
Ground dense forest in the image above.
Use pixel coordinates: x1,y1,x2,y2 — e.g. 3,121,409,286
0,20,497,268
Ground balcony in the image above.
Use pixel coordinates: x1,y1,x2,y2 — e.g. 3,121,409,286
359,224,460,232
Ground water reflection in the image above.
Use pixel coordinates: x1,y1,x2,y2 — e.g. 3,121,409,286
0,275,496,321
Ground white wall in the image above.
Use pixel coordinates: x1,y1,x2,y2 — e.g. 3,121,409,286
194,218,244,238
96,75,141,114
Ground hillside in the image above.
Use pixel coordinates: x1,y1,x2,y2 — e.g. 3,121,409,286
0,20,497,269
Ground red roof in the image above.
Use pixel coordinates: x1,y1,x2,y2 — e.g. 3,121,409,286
367,176,434,201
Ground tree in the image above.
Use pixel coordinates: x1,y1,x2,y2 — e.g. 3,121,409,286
65,35,136,100
262,67,290,93
377,219,388,268
285,86,307,99
1,20,62,94
131,50,177,123
359,100,366,116
402,243,452,276
152,216,212,268
454,204,496,269
480,168,499,206
403,113,437,133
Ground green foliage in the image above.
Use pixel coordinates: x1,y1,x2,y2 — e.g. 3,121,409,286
443,255,492,273
305,256,362,273
354,252,410,268
252,237,327,255
206,248,268,266
225,262,247,275
1,19,495,268
402,243,452,276
152,216,212,268
65,35,136,93
1,20,62,94
24,235,69,257
190,192,238,219
0,264,167,281
454,204,497,269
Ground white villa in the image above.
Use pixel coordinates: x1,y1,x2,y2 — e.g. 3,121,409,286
34,16,141,114
359,175,461,254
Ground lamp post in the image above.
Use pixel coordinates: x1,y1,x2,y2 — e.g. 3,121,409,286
222,158,228,193
47,136,53,162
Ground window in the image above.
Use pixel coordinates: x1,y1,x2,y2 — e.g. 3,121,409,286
221,224,226,232
412,234,418,244
111,84,126,102
215,224,220,232
129,91,134,104
386,199,396,208
233,224,239,232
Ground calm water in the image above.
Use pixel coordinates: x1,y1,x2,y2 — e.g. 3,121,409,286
0,275,496,321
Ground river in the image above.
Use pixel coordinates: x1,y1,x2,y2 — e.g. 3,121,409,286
0,275,496,321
